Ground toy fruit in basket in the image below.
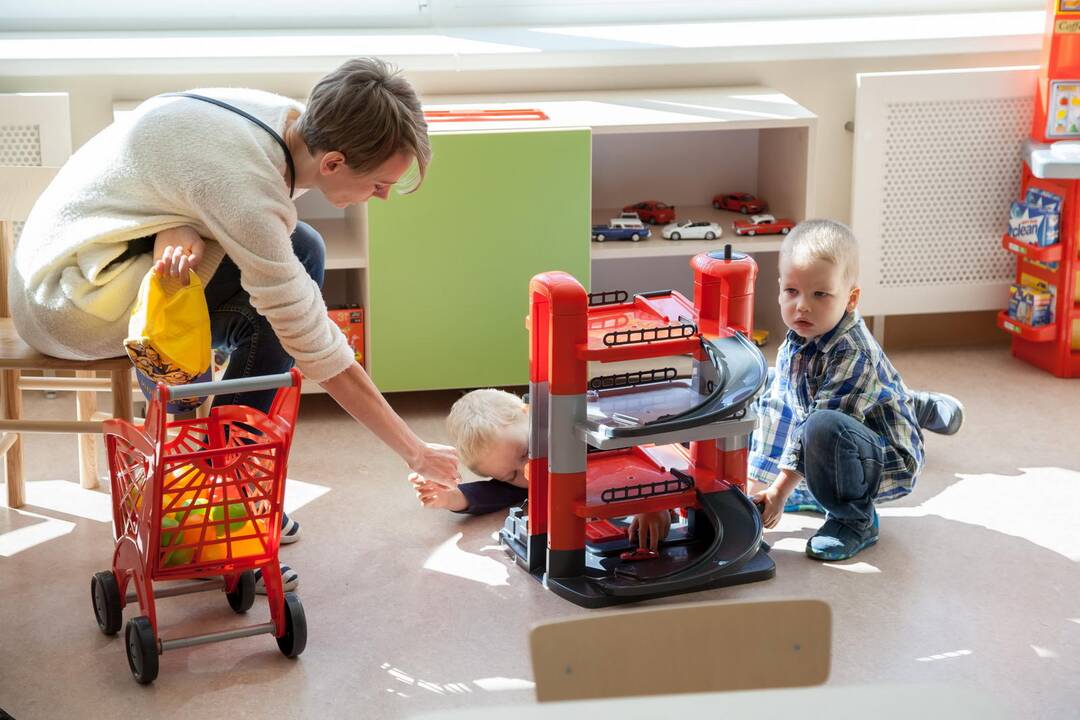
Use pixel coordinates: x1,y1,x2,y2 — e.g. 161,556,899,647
160,498,207,567
211,502,248,535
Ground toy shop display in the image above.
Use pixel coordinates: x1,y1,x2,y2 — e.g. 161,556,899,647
997,0,1080,376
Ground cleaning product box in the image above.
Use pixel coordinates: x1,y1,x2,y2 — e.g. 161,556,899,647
1008,280,1054,327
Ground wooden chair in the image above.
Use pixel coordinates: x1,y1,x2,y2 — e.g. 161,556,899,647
0,94,135,508
529,598,831,702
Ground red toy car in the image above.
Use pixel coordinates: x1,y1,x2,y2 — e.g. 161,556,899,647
713,192,766,214
733,213,796,236
622,200,676,225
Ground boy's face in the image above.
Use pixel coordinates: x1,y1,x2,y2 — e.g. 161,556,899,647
317,150,412,208
778,255,860,339
472,431,529,487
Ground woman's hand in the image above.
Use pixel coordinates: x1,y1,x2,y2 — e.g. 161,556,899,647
153,226,205,285
409,443,460,489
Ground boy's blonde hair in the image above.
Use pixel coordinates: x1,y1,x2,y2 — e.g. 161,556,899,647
780,219,859,287
296,57,431,193
446,389,528,472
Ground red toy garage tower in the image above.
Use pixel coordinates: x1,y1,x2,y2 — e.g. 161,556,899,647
997,0,1080,376
501,248,774,608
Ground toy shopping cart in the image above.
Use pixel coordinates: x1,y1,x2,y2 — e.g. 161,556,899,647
90,369,305,684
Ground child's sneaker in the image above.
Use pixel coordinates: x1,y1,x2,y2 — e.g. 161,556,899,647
254,563,299,594
806,509,879,561
911,391,964,435
280,512,301,544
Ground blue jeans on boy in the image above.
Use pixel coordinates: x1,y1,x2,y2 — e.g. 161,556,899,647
801,409,883,536
204,221,325,413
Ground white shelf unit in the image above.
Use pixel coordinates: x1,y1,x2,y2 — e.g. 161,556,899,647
583,88,816,345
294,194,368,394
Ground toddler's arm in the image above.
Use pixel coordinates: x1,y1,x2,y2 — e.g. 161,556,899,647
751,468,802,529
410,473,526,515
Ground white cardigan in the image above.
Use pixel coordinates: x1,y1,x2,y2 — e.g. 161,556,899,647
10,88,354,384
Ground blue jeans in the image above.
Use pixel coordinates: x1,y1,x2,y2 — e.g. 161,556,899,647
204,221,325,413
801,410,884,534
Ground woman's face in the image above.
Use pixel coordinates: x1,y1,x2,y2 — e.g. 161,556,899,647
317,150,413,208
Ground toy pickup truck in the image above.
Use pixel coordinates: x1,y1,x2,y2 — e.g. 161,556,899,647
733,214,796,236
592,215,651,242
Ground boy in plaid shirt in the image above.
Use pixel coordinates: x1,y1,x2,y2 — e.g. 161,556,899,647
749,220,962,561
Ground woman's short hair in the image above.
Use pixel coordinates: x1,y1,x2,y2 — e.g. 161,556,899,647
296,57,431,192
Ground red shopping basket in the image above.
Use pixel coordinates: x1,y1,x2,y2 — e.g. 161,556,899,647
90,369,305,684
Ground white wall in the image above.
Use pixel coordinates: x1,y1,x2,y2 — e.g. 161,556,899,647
0,48,1040,226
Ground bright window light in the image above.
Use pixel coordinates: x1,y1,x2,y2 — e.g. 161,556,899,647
422,531,510,587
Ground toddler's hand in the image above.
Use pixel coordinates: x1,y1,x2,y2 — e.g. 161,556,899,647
409,472,467,511
409,443,460,488
628,510,673,552
751,487,787,529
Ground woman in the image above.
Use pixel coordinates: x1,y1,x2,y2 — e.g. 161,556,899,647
10,58,460,591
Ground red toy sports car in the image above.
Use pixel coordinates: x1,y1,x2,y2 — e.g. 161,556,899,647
713,192,766,214
733,214,796,236
622,200,676,224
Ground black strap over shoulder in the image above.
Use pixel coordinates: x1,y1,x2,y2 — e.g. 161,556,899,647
162,92,297,199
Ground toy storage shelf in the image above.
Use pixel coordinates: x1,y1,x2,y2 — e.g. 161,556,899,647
305,216,367,269
1001,158,1080,377
591,205,786,259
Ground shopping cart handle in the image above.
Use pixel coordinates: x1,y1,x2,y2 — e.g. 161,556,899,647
161,371,298,401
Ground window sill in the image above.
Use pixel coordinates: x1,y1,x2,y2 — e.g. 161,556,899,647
0,10,1044,77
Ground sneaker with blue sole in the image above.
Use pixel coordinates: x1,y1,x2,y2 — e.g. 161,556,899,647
806,509,879,561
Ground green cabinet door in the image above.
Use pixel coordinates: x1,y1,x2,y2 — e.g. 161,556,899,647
367,129,591,392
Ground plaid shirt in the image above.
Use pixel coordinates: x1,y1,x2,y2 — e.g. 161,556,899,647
748,311,924,501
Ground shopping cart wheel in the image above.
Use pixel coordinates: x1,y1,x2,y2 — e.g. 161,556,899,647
91,570,123,635
125,616,159,684
226,570,256,614
276,592,307,658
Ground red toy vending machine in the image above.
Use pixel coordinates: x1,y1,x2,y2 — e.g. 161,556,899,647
998,0,1080,376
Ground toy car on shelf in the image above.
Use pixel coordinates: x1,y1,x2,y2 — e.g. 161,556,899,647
733,214,796,236
713,192,767,214
592,215,651,242
661,220,723,241
623,200,676,224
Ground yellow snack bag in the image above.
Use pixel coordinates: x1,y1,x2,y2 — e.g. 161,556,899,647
124,271,212,412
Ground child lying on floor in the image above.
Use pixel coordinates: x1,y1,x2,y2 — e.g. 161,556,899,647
410,389,673,552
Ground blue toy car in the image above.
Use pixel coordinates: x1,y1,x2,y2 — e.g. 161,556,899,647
591,215,651,242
